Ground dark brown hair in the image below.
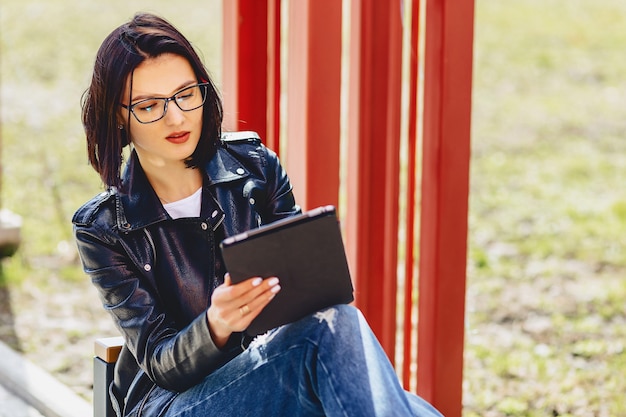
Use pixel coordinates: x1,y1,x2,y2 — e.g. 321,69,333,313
81,13,222,189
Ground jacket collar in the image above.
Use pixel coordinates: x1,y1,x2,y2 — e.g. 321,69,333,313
205,143,251,185
115,146,249,232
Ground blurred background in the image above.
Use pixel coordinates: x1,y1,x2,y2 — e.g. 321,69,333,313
1,0,625,416
0,0,223,403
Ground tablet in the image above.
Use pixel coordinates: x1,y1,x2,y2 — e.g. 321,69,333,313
220,205,354,336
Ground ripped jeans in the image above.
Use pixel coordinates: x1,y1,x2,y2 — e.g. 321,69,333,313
151,305,443,417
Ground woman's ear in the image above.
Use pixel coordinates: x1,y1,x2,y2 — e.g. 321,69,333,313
116,110,128,127
117,122,130,147
116,111,130,145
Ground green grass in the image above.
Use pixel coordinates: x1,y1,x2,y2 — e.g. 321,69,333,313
1,0,625,415
465,0,626,415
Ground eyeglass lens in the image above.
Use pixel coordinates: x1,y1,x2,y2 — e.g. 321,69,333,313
131,84,207,123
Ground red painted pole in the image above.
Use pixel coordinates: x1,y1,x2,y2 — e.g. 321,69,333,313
266,0,281,153
222,0,269,142
346,0,403,359
284,0,342,211
417,0,475,415
402,0,421,391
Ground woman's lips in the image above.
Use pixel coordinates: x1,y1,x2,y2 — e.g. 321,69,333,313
166,131,190,144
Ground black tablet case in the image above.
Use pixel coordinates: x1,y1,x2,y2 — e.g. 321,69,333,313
220,205,354,336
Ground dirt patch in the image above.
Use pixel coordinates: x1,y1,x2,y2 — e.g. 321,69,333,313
0,256,117,402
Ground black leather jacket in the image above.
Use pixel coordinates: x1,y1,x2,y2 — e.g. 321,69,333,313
72,132,300,415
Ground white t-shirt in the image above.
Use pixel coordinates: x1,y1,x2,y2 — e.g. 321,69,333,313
162,187,202,219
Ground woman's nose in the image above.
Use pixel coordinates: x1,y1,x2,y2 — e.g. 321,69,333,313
164,101,185,125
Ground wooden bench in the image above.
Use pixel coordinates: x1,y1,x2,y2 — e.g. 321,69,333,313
94,337,124,417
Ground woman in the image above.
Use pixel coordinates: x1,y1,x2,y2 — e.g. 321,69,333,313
73,13,443,417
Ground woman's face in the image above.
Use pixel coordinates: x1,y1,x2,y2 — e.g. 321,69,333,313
120,53,203,168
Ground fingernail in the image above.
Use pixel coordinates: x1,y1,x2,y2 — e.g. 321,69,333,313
252,278,263,286
270,284,281,293
268,277,279,286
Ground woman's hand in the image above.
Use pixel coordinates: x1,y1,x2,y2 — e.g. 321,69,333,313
207,274,281,348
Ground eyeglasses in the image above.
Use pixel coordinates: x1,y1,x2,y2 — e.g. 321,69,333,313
121,83,209,124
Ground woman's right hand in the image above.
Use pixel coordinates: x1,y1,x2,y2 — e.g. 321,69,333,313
206,273,281,348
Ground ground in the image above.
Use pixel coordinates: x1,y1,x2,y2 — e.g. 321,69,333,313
0,253,117,402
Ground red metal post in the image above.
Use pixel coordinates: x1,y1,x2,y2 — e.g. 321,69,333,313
417,0,475,415
284,0,342,210
266,0,281,152
346,0,404,359
402,0,422,391
222,0,269,142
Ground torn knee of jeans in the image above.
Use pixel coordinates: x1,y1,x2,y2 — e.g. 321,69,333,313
247,328,281,369
314,307,338,334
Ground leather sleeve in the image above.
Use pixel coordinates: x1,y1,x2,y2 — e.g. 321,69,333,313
224,139,301,224
257,145,302,223
73,217,240,392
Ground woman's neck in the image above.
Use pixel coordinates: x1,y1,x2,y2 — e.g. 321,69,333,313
142,160,203,204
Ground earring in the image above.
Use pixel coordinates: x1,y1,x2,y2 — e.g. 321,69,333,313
118,124,124,130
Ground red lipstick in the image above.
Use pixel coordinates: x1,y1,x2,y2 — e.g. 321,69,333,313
166,131,190,144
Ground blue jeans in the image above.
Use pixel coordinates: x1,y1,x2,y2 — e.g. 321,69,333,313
142,305,443,417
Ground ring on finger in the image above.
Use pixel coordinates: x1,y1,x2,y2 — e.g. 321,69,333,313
239,304,251,316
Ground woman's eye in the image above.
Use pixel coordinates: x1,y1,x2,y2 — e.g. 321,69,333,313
177,92,194,101
137,100,159,113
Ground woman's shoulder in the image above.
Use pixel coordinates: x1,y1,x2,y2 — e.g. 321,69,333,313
72,189,117,227
218,130,279,166
220,130,262,145
220,131,278,156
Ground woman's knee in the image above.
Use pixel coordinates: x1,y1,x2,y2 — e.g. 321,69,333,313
250,304,363,353
287,304,364,346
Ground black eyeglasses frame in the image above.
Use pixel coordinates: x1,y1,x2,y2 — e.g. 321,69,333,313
120,82,209,124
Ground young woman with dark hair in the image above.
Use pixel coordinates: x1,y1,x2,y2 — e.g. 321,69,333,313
73,13,443,417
